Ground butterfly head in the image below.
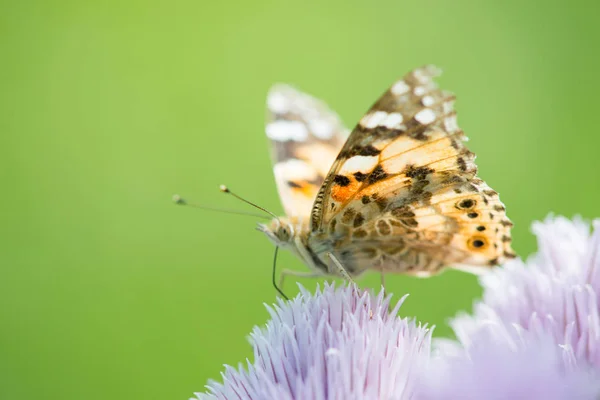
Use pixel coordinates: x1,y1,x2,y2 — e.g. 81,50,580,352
258,217,296,247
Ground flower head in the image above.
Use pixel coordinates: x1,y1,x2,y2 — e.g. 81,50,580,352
194,283,431,400
418,330,600,400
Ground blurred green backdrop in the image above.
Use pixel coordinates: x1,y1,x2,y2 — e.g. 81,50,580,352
2,0,600,398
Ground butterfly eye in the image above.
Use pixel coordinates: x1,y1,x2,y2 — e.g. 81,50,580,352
279,227,291,241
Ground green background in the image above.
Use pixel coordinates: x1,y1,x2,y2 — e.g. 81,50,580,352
2,0,599,398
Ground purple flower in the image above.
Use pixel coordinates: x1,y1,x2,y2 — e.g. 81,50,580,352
418,332,600,400
194,284,432,400
449,216,600,368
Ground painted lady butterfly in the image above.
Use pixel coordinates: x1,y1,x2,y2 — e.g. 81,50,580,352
258,65,515,289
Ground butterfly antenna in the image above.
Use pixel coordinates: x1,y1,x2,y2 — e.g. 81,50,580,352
219,185,279,220
172,194,270,220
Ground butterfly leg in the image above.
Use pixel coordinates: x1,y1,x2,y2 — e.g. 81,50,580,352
272,247,288,300
272,247,321,299
326,252,356,284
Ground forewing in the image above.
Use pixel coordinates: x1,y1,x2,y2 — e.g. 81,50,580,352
309,65,515,275
266,84,347,217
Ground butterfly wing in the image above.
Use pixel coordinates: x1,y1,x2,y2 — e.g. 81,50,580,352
309,65,515,276
266,84,348,217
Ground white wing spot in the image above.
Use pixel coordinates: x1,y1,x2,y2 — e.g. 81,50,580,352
360,110,388,129
391,80,410,95
267,91,289,114
361,111,404,129
383,112,404,128
414,109,436,124
443,100,455,114
414,86,426,96
266,121,309,142
444,116,459,132
422,96,435,107
339,155,379,175
274,158,317,180
309,119,334,140
413,68,434,84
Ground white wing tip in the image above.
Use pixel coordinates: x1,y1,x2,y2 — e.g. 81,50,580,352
420,64,443,76
267,84,303,114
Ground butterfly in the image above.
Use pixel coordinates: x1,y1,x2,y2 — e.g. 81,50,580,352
258,65,515,290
